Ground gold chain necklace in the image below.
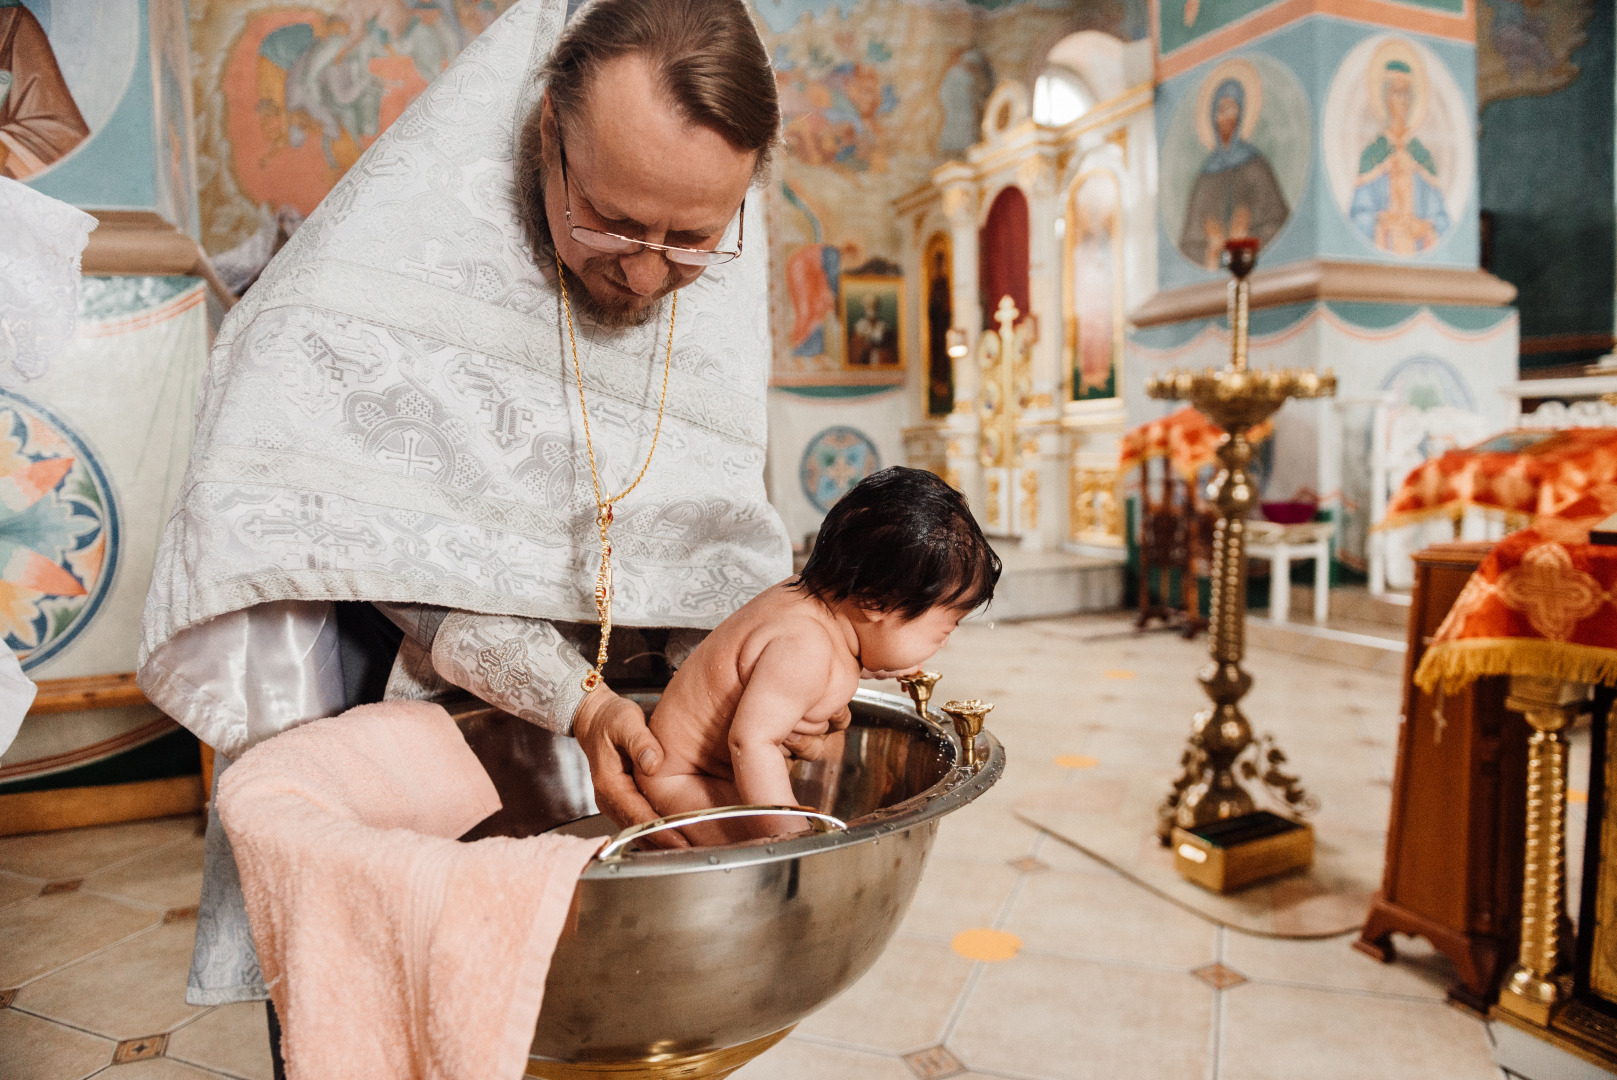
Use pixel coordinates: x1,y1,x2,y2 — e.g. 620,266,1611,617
555,252,678,692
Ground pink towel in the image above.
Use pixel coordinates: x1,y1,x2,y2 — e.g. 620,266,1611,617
218,701,601,1080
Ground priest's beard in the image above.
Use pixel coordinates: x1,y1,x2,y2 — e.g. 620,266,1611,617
561,254,683,330
524,158,683,330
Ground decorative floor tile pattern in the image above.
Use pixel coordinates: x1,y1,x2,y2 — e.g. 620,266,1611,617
13,613,1512,1080
902,1044,966,1080
1193,962,1249,990
949,928,1021,962
1005,856,1049,873
113,1035,168,1064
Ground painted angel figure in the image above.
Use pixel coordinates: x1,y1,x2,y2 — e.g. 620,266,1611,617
1350,52,1450,256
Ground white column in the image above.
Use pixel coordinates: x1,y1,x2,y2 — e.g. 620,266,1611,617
940,168,983,513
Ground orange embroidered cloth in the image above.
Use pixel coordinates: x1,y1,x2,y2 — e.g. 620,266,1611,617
1119,406,1272,480
1384,427,1617,530
1413,490,1617,692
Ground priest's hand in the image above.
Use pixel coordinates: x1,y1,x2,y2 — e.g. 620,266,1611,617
573,686,689,848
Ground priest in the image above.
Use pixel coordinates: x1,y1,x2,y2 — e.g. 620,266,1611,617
137,0,794,1027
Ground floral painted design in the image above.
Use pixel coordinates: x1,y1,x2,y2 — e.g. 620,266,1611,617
800,426,880,514
0,392,118,671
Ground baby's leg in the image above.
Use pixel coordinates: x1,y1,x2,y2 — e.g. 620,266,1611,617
636,771,749,846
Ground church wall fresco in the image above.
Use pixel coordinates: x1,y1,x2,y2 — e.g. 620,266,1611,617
1319,29,1476,265
1154,17,1479,293
1154,0,1473,82
15,0,197,231
762,0,1144,391
189,0,520,255
1157,46,1312,285
1476,0,1612,367
4,278,211,680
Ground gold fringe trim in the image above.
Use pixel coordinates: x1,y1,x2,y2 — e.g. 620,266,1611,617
1414,638,1617,694
1374,502,1531,534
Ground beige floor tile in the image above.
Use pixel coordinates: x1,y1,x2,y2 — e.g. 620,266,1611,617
1003,867,1218,969
930,798,1041,865
949,953,1213,1079
0,1009,114,1080
796,936,974,1053
95,1059,224,1079
1221,929,1453,1001
0,817,200,880
84,836,204,911
0,868,43,907
900,856,1021,939
0,892,159,988
729,1038,913,1080
1032,831,1119,875
167,1003,274,1080
1219,982,1495,1080
15,920,203,1038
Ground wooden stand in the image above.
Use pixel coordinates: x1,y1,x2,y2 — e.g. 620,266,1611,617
1354,542,1528,1011
1135,458,1210,638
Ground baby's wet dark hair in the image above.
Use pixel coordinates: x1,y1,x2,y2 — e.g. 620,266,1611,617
792,466,1001,620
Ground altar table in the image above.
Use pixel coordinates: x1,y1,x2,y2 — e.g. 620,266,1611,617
1384,428,1617,534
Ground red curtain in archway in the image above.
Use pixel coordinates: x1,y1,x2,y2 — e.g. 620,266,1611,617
979,186,1030,331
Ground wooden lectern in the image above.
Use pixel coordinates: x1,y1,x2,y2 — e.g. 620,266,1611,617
1355,542,1529,1011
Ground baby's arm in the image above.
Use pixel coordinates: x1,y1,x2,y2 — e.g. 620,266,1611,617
728,632,836,835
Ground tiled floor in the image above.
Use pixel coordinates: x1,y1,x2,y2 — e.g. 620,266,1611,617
3,613,1516,1080
0,815,272,1080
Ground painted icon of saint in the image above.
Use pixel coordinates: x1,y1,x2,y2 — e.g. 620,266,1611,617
1177,66,1289,271
849,294,895,367
0,2,90,179
1349,44,1450,256
1069,171,1120,399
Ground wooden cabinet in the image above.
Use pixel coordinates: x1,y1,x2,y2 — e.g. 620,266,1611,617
1354,542,1528,1011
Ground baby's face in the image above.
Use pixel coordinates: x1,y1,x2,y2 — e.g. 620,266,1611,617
861,604,968,677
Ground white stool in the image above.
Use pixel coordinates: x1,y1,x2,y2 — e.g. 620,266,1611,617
1247,520,1334,624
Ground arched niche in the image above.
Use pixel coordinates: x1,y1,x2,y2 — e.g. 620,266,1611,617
979,185,1029,333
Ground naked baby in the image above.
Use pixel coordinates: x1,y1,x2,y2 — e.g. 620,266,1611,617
637,466,1001,846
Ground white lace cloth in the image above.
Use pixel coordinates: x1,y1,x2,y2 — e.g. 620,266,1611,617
0,178,94,385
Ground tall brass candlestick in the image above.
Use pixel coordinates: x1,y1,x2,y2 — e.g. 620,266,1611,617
1146,239,1334,841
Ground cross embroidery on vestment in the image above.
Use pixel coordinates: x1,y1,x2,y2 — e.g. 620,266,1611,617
478,638,533,694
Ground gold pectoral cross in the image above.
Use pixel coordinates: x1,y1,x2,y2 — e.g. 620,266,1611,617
581,503,614,693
